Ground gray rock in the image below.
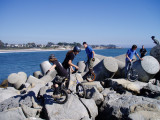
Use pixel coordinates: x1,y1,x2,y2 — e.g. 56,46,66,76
129,111,160,120
101,88,116,97
86,87,104,105
140,83,160,98
21,105,41,118
44,94,89,120
106,78,147,94
93,57,118,81
25,118,44,120
39,86,48,97
0,107,26,120
78,61,86,73
40,61,57,83
40,61,52,75
0,91,37,112
46,82,53,88
82,81,104,92
0,87,20,103
115,54,137,63
8,72,27,89
94,54,107,61
27,75,45,85
150,45,160,63
81,116,92,120
132,56,160,82
81,98,98,120
99,93,160,120
33,71,43,79
27,84,45,97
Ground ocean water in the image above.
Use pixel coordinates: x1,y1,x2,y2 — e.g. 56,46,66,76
0,48,151,83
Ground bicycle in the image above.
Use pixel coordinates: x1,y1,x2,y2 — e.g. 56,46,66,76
127,60,138,82
51,76,68,104
62,69,86,98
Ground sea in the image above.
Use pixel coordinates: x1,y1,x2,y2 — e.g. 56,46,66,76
0,48,151,83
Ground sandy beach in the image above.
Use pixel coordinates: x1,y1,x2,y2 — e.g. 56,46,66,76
0,48,69,53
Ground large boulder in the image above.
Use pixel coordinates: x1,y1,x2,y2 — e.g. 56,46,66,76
98,93,160,120
27,84,45,97
81,98,98,120
86,87,104,105
106,78,147,94
133,56,160,82
77,61,86,73
115,54,137,63
0,107,26,120
150,45,160,63
21,105,41,118
27,76,45,85
40,61,57,83
129,111,160,120
93,57,118,81
0,91,38,112
33,71,43,79
82,81,104,92
0,87,20,103
8,72,27,89
44,94,89,120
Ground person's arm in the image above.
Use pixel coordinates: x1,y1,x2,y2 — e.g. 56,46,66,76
46,64,56,74
70,66,74,72
126,54,132,62
137,54,143,60
92,51,95,58
68,60,79,69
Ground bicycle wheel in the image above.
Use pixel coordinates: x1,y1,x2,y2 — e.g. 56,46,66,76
127,69,138,82
76,83,86,98
53,89,68,104
86,72,96,82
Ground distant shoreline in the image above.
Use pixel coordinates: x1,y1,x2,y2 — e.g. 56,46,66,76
0,48,71,53
0,47,114,53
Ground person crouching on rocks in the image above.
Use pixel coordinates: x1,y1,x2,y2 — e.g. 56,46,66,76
46,54,68,98
62,46,81,87
125,45,143,78
83,42,95,76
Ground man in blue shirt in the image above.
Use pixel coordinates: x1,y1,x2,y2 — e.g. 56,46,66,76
83,42,95,75
125,45,143,78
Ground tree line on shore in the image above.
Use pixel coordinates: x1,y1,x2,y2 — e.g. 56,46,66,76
0,40,82,49
0,40,119,49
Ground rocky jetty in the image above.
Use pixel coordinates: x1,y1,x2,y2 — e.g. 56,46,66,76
0,45,160,120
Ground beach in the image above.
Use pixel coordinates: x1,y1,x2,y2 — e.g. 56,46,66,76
0,48,69,53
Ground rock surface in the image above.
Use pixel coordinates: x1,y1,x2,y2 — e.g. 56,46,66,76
0,87,20,103
44,94,89,120
0,107,26,120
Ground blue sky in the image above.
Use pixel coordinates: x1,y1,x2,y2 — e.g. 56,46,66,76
0,0,160,48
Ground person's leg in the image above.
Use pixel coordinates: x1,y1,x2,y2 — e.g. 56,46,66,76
125,61,130,78
88,58,94,74
53,84,59,95
65,68,70,89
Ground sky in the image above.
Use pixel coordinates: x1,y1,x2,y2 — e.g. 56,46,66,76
0,0,160,48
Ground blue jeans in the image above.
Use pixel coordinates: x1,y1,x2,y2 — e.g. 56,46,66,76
125,60,132,78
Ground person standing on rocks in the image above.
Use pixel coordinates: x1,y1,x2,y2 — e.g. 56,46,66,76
125,45,143,78
140,45,147,58
83,42,95,76
62,45,81,74
151,36,159,45
46,54,68,97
